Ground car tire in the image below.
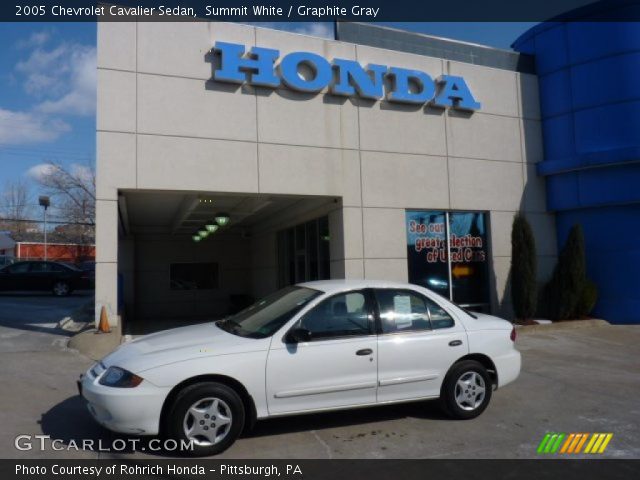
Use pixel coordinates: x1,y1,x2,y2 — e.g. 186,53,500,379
166,382,245,457
440,360,492,420
52,281,71,297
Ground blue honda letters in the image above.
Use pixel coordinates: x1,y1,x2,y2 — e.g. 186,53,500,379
213,42,481,111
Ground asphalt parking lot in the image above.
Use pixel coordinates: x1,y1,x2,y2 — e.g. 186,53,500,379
0,294,638,459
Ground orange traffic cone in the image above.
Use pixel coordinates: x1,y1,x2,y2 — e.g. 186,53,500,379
97,306,111,333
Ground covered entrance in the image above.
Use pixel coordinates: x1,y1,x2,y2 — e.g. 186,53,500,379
117,190,339,335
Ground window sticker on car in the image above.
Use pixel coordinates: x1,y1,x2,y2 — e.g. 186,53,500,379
393,295,413,329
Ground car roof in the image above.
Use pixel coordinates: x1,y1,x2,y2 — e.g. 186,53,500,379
298,279,422,294
6,260,75,269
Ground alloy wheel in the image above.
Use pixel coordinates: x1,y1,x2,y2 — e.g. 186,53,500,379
454,371,486,411
182,397,233,446
53,282,69,296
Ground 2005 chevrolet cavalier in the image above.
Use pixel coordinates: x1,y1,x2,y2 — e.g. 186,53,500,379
79,280,521,455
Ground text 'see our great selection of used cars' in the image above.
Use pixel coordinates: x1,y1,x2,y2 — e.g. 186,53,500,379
79,280,521,456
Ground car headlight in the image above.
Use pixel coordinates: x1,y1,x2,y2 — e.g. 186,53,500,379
98,366,143,388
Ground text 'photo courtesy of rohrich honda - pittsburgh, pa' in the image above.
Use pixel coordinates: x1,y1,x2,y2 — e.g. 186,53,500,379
1,1,639,470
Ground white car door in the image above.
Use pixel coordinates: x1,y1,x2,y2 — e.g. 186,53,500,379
266,290,378,415
374,288,468,403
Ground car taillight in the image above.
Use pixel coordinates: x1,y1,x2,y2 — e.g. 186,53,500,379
510,326,517,342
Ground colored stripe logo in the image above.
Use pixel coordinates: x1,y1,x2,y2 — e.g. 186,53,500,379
537,433,613,454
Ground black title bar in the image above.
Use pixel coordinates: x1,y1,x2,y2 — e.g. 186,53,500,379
3,459,640,480
5,0,640,22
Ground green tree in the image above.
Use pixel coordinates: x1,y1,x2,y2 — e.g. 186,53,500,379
510,213,537,321
576,279,598,318
546,224,587,320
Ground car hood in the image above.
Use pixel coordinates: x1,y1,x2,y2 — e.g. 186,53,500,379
100,322,270,373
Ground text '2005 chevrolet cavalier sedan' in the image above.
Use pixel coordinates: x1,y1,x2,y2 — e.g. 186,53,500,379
79,280,521,456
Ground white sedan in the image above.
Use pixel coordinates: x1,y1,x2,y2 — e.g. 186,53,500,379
79,280,520,456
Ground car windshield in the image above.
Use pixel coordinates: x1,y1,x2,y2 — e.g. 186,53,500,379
59,262,80,271
216,286,322,339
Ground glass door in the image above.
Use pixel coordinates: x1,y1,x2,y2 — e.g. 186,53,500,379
277,216,330,287
406,210,490,312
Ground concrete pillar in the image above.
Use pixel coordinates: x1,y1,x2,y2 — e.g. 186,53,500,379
328,206,365,280
95,199,119,327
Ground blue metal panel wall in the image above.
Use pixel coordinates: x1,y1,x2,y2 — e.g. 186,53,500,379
513,10,640,324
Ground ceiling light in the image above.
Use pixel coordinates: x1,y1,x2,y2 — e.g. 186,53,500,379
192,234,202,242
198,228,209,238
215,212,230,227
205,222,219,233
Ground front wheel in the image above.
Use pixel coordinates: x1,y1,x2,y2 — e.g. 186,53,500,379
440,360,492,420
166,382,245,456
52,281,71,297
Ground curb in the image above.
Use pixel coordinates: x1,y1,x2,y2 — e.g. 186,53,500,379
516,319,609,334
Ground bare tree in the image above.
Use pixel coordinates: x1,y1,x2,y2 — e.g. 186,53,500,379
0,180,35,238
32,161,96,243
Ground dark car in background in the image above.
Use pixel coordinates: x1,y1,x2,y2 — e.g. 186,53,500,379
79,261,95,289
0,261,84,296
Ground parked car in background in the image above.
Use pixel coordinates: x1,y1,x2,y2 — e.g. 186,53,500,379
79,261,96,290
79,280,521,456
0,260,84,296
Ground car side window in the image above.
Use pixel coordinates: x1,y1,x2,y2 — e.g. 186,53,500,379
29,262,47,273
296,291,373,341
424,297,455,329
375,289,432,334
8,263,30,274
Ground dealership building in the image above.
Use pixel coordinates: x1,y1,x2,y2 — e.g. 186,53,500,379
95,15,638,334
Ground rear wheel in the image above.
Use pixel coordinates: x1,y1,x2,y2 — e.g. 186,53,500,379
440,360,492,419
166,382,245,456
52,281,70,297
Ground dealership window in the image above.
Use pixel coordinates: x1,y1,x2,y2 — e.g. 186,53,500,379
406,210,490,312
170,262,219,290
277,216,330,287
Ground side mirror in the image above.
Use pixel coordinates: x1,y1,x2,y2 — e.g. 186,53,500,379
286,327,312,344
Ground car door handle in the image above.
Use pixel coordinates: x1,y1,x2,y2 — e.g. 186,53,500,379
449,340,463,347
356,348,373,356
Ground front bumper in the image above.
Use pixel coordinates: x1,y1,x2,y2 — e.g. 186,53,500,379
78,365,169,436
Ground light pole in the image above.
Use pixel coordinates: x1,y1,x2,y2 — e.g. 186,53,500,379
39,196,50,261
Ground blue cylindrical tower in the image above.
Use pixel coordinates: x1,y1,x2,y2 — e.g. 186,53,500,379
513,2,640,324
